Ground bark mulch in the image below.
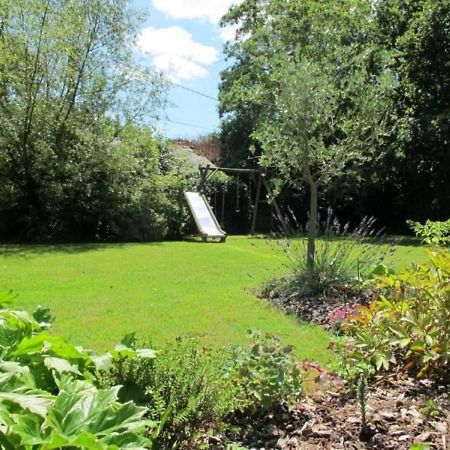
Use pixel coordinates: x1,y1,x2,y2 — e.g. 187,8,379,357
205,289,450,450
204,375,449,450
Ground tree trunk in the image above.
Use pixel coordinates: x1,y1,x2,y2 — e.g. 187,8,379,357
307,179,318,271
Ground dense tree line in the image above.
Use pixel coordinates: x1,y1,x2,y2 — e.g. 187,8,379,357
1,0,447,241
0,0,196,241
219,0,450,232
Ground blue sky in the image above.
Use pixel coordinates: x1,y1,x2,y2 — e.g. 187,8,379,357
132,0,242,139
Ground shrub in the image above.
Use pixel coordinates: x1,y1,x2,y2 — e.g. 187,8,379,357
407,218,450,246
0,0,168,243
225,331,303,417
340,248,450,381
96,332,305,446
96,337,237,450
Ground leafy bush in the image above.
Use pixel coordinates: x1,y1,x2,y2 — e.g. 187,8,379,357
225,331,303,417
340,249,450,381
266,215,391,298
96,337,236,449
0,0,170,243
0,297,152,449
0,375,152,449
407,218,450,246
97,331,305,446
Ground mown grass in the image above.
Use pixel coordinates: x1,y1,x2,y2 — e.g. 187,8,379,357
0,236,425,366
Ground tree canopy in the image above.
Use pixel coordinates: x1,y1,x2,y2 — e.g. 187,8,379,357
0,0,171,241
219,0,450,231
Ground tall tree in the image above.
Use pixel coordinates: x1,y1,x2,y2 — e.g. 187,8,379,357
219,0,375,160
220,0,450,232
374,0,450,222
0,0,166,240
219,0,392,267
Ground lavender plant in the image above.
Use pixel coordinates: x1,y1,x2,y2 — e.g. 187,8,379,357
267,210,394,298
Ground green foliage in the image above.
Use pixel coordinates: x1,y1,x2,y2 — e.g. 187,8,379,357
0,0,169,241
97,338,236,449
0,307,95,393
341,249,450,380
225,331,303,416
96,331,305,447
356,375,369,430
331,335,375,385
0,375,151,449
220,0,393,268
8,375,151,449
220,0,450,232
0,298,152,449
407,219,450,246
375,0,450,222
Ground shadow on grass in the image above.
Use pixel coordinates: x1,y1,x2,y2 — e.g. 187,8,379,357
315,234,422,248
382,235,422,247
183,236,228,244
259,232,423,248
0,241,164,258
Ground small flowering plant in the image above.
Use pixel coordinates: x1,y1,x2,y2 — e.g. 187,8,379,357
328,303,361,331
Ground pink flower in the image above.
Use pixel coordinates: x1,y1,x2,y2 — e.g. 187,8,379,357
329,307,347,321
329,304,361,322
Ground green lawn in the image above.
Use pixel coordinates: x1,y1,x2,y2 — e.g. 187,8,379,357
0,236,425,365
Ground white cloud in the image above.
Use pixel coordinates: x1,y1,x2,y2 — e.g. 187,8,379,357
220,24,239,42
136,26,219,81
151,0,243,24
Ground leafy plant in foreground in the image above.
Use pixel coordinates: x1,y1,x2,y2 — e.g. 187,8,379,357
96,337,236,449
1,375,151,449
225,331,303,417
341,248,450,380
0,298,153,449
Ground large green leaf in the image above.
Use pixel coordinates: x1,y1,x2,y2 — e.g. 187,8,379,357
0,310,36,351
0,363,36,391
10,414,47,446
0,300,150,449
89,352,113,371
0,291,17,308
32,306,54,331
43,376,150,447
41,431,108,450
0,392,53,417
120,333,137,349
44,357,82,376
12,333,86,361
